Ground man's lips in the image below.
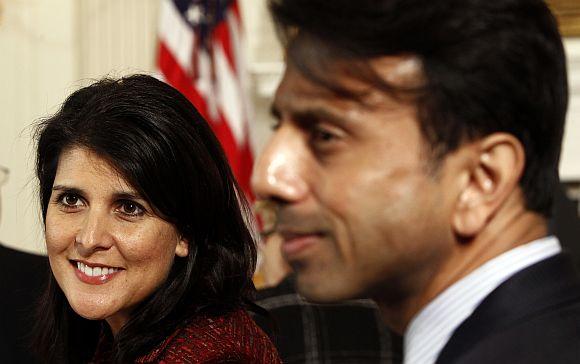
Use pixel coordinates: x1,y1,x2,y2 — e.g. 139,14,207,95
279,231,325,257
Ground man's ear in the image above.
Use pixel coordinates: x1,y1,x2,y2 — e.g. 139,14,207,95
452,133,525,238
175,237,189,258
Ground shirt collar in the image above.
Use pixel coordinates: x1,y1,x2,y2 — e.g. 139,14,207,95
403,236,561,364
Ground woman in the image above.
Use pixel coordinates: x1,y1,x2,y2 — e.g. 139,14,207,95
32,75,281,363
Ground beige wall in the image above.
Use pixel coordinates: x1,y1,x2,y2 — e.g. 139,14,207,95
0,0,77,253
0,0,160,253
562,39,580,180
0,0,578,254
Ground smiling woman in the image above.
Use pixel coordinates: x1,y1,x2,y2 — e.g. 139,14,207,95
45,147,190,335
31,75,280,363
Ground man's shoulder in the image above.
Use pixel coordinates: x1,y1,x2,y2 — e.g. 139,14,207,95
0,244,48,274
0,244,48,297
0,244,48,364
437,253,580,363
443,304,580,363
254,276,385,332
254,276,401,364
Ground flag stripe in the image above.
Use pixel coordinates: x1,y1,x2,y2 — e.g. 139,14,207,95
214,21,237,74
214,42,245,144
157,0,254,198
158,41,209,119
158,0,195,73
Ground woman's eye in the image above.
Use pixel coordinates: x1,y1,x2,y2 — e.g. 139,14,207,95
59,193,83,208
118,201,145,217
64,195,78,205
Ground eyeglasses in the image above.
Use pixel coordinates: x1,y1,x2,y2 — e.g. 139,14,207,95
0,166,9,187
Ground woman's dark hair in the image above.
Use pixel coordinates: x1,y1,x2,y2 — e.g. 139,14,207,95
269,0,568,217
33,74,257,363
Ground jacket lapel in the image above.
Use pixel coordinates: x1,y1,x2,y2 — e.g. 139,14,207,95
435,253,580,363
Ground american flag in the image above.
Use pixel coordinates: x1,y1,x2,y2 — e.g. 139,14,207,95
157,0,254,198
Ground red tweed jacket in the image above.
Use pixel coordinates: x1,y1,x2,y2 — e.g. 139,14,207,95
92,309,281,363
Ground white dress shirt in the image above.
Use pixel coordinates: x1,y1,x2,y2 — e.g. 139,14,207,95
403,236,562,364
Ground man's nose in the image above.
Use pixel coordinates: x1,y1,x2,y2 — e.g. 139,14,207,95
75,209,115,256
251,124,309,204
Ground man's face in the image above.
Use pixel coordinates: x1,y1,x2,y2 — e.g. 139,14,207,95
252,57,461,303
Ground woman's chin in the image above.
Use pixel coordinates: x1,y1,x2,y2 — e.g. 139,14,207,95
74,310,109,321
72,306,111,321
66,294,118,321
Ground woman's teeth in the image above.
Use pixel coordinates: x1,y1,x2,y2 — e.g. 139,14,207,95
77,262,119,276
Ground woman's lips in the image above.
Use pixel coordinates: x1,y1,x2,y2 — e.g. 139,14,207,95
72,261,123,285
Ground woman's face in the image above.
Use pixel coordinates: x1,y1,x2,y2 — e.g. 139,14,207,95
45,146,188,334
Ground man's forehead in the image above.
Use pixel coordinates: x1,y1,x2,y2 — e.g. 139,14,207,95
371,56,424,88
274,55,423,114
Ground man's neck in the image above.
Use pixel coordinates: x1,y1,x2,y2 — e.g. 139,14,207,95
375,203,548,334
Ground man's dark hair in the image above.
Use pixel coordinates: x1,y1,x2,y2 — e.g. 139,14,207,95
33,74,258,363
269,0,568,216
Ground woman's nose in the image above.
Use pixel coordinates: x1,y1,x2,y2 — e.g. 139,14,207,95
75,210,114,256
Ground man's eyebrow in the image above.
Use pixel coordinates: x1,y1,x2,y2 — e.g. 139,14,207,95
292,107,352,126
271,102,353,126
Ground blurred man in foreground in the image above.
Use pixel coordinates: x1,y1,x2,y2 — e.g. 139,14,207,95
0,165,48,364
252,0,580,362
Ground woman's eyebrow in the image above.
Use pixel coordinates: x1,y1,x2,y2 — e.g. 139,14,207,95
52,185,84,195
113,191,144,201
52,185,145,203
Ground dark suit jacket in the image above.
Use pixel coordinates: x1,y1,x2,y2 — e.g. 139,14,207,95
550,186,580,270
0,244,48,364
436,253,580,363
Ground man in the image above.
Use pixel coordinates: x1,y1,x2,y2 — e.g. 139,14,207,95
0,165,48,364
251,0,580,363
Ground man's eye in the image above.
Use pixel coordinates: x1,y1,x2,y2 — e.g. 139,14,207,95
311,126,338,143
308,124,346,159
313,128,336,141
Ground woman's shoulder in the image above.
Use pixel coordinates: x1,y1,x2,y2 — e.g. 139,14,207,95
137,308,281,363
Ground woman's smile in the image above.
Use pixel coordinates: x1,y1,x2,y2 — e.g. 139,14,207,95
71,260,124,284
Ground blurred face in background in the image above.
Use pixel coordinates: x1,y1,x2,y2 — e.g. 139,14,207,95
252,58,461,303
45,146,188,334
